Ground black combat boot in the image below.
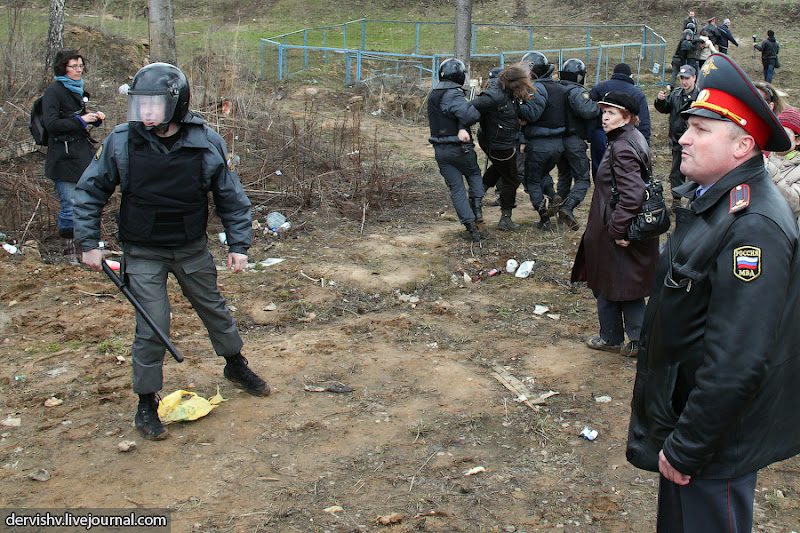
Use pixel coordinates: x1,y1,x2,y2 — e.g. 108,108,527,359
135,393,168,440
558,198,580,230
224,354,271,396
497,208,520,231
470,197,484,224
536,200,552,231
464,221,483,243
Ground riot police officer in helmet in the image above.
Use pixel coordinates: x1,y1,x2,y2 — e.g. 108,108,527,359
554,58,600,229
427,58,485,242
74,62,271,441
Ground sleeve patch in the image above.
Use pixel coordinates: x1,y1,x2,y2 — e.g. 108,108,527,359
733,246,761,282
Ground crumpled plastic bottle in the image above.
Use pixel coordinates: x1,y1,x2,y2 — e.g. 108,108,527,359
266,211,286,231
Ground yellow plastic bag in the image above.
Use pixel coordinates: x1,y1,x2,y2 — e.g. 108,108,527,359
157,387,227,424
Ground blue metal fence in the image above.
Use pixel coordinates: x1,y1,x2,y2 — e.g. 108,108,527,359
260,19,668,87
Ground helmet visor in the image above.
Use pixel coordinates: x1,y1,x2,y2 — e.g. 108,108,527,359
127,93,177,126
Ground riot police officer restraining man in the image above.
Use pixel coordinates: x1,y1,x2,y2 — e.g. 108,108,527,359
517,51,564,230
74,63,270,441
554,58,600,230
427,58,485,242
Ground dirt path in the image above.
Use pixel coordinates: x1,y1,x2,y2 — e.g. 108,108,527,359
1,192,798,532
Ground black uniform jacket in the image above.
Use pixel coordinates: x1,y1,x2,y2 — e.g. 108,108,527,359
627,155,800,478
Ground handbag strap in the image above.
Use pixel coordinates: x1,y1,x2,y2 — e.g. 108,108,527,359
609,137,651,198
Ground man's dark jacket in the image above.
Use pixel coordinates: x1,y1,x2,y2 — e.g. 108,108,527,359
717,24,738,49
471,84,520,151
654,85,700,149
627,156,800,478
755,36,780,64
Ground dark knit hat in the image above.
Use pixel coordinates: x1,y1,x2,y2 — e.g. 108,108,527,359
613,63,632,77
598,91,640,115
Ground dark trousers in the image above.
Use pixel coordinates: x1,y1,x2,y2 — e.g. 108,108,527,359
124,239,244,394
763,60,776,83
594,292,645,345
590,127,606,178
433,143,484,224
483,147,521,210
524,136,561,211
669,147,686,200
556,135,591,207
657,473,757,533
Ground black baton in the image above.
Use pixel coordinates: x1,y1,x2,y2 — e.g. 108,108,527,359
102,261,184,363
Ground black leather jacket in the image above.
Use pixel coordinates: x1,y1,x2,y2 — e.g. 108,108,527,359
654,85,700,149
627,155,800,478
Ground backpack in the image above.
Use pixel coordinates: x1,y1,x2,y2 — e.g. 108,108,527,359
29,96,49,146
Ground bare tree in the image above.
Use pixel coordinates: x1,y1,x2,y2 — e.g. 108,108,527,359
148,0,177,65
45,0,65,81
454,0,472,80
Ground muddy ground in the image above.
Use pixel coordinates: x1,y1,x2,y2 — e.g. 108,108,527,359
1,37,800,533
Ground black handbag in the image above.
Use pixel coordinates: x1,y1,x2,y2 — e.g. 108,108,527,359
608,138,671,241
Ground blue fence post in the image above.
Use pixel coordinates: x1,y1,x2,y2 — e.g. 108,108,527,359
345,52,351,85
643,26,648,62
361,19,366,51
528,26,533,50
415,23,420,55
356,49,362,83
471,23,476,55
323,29,328,63
343,22,347,50
303,30,308,70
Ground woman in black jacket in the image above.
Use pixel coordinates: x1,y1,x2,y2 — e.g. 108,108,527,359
42,50,105,259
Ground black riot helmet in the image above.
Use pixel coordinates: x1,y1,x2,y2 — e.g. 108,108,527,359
685,22,696,32
521,51,554,79
683,29,694,40
560,58,587,85
127,62,191,131
439,58,466,86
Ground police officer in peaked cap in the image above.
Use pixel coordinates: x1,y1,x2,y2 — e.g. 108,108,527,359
627,53,800,531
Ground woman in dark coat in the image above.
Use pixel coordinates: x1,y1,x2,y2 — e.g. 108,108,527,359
571,91,659,357
42,49,105,259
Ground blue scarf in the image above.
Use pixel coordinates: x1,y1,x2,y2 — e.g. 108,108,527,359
55,75,84,95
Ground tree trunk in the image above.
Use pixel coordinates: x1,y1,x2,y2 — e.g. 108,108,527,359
45,0,65,81
454,0,472,81
148,0,178,66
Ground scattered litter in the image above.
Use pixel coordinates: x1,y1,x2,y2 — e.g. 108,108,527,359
218,232,227,245
43,397,63,408
0,416,21,427
533,305,549,315
580,426,599,441
463,272,472,283
487,268,500,276
304,381,354,393
115,354,126,364
263,302,277,311
275,170,283,176
464,466,486,476
117,440,137,452
28,468,50,482
375,512,404,525
323,505,344,514
595,396,612,403
547,313,560,320
118,83,130,95
157,387,226,424
514,260,535,278
2,243,18,254
266,211,287,230
398,293,420,304
490,365,559,408
506,259,518,273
